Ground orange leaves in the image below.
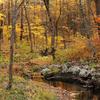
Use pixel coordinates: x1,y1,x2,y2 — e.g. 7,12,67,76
92,37,100,46
95,16,100,24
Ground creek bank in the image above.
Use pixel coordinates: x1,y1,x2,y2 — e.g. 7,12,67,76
41,63,100,93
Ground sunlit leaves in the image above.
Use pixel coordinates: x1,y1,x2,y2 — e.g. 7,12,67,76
0,13,5,21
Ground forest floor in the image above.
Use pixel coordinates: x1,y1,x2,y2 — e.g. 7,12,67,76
0,41,69,100
0,39,100,100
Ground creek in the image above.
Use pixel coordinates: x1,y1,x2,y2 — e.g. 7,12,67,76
33,73,100,100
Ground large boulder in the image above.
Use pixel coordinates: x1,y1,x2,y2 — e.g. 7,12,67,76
82,65,90,70
79,69,90,78
41,68,51,76
68,66,81,75
62,64,68,73
48,64,61,69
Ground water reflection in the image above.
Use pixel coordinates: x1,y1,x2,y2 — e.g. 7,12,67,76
48,81,100,100
32,74,100,100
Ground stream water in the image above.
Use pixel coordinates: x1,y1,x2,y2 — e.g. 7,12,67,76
33,73,100,100
47,81,100,100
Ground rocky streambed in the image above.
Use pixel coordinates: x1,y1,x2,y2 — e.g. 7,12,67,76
41,63,100,93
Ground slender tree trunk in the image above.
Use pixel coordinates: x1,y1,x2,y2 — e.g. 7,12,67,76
79,0,96,58
55,0,62,48
0,22,3,51
43,0,56,60
63,33,66,49
95,0,100,15
95,0,100,37
0,34,1,51
8,3,16,89
8,23,15,89
20,6,24,41
87,0,96,58
43,0,55,47
32,34,35,47
44,31,48,47
7,0,25,90
7,0,11,26
44,13,48,48
0,4,4,50
24,5,33,52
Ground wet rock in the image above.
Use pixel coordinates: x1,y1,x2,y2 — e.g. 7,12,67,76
79,69,90,78
67,66,81,75
62,64,68,73
41,68,51,75
90,68,96,73
41,63,100,91
48,64,61,69
82,65,90,70
93,72,100,79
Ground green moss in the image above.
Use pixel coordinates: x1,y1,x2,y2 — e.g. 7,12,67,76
51,67,60,74
89,63,97,68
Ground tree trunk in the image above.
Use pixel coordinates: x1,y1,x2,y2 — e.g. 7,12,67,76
63,33,66,49
20,6,24,41
8,23,15,89
8,7,16,90
0,22,3,51
24,5,33,52
79,0,96,58
7,0,11,26
43,0,56,60
95,0,100,37
44,31,48,47
44,14,48,48
7,0,25,90
95,0,100,15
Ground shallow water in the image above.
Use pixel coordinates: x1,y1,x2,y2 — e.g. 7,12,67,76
48,81,100,100
33,73,100,100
